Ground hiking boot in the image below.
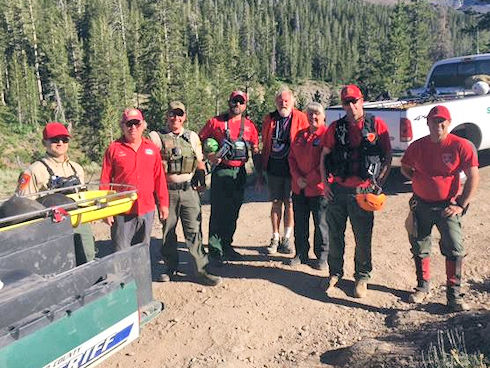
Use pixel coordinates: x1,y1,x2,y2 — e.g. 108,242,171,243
312,260,328,271
285,256,302,266
196,272,222,286
409,288,430,303
209,253,225,267
354,280,368,298
158,265,176,282
447,298,470,312
223,247,243,261
266,238,280,254
278,237,293,254
158,273,171,282
325,276,340,297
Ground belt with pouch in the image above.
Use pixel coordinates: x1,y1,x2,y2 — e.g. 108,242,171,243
168,180,192,191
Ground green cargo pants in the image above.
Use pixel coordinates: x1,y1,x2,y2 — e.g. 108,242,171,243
161,187,208,275
326,184,374,281
208,165,246,257
408,196,464,259
73,222,95,265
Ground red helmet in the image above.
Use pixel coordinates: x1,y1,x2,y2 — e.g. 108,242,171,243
355,193,386,212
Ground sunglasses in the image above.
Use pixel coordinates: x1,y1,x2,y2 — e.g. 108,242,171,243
342,98,360,106
168,109,185,118
230,97,246,106
125,120,142,128
49,136,70,144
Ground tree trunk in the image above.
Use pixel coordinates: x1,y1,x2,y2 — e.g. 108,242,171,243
53,83,66,123
27,0,44,103
116,0,127,50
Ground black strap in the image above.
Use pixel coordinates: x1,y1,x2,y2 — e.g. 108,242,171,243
272,112,292,142
224,115,245,141
39,159,55,177
39,158,78,178
181,131,192,143
361,114,376,137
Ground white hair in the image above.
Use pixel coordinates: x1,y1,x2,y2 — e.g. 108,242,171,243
275,85,294,101
306,102,325,114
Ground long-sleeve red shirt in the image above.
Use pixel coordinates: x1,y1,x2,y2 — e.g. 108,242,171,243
289,125,327,197
100,137,168,215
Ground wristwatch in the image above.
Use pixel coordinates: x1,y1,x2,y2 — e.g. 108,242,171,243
454,199,469,216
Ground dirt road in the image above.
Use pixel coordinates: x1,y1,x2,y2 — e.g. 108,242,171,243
98,156,490,368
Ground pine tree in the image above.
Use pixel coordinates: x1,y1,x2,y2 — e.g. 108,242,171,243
407,0,431,88
81,0,134,159
356,12,385,100
36,0,83,125
2,0,40,127
381,2,411,98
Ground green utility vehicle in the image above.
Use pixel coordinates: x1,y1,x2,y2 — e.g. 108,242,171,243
0,187,162,368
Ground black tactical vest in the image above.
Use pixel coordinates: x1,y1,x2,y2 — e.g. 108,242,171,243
324,114,385,181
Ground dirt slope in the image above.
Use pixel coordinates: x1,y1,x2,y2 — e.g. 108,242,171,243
97,154,490,368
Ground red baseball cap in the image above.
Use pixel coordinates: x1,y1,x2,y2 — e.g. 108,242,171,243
340,84,363,102
229,90,248,102
427,105,451,121
121,108,144,123
43,122,70,139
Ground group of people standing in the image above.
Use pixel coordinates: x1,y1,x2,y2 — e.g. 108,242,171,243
15,83,479,312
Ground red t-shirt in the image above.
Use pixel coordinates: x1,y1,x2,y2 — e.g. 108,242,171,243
321,115,391,188
289,125,326,197
100,138,169,215
401,134,478,202
199,114,259,167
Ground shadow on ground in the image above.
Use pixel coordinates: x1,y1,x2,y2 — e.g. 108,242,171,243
320,308,490,368
142,240,410,317
97,236,411,315
319,281,490,367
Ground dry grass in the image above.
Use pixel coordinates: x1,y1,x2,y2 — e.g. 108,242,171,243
422,328,488,368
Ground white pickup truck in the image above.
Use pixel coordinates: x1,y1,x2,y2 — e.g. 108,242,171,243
326,53,490,165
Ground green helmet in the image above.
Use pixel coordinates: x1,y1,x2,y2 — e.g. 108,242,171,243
203,138,219,153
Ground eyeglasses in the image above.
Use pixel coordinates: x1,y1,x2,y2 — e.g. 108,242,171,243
342,98,360,106
230,97,246,106
125,120,142,128
49,136,70,144
168,109,185,118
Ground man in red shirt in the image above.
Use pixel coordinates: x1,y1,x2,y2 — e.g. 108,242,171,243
320,84,392,298
100,108,169,250
199,90,260,266
401,105,479,312
287,102,329,269
259,86,309,254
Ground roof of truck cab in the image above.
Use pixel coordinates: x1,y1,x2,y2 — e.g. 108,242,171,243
433,53,490,66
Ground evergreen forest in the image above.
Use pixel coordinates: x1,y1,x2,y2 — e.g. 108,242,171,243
0,0,488,160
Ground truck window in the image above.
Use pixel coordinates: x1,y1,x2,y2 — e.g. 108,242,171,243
429,63,458,87
476,59,490,74
458,61,476,77
428,59,490,89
